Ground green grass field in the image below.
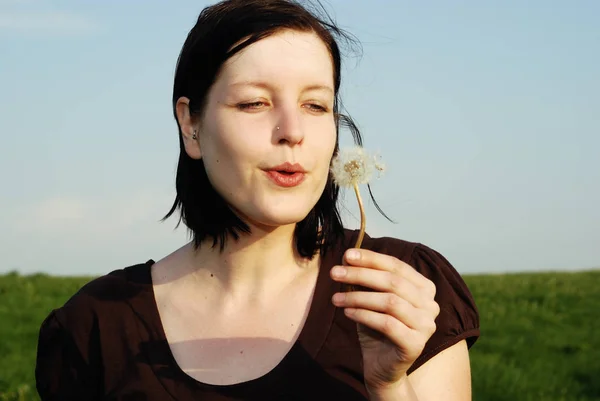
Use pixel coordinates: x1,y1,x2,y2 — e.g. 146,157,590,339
1,269,598,401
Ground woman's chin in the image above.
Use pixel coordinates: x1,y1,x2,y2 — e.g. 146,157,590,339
247,209,313,229
262,214,310,228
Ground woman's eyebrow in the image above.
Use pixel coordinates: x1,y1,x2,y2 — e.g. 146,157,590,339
228,80,333,94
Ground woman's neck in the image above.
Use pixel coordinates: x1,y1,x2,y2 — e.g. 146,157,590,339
183,223,318,304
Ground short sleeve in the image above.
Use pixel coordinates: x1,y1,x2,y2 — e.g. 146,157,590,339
406,244,480,374
35,309,102,400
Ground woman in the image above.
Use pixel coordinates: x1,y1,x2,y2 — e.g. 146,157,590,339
35,0,479,400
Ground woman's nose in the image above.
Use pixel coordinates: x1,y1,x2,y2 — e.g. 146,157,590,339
273,108,305,146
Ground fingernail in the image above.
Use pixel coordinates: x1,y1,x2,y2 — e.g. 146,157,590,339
346,249,360,261
332,293,345,304
344,308,356,316
332,266,347,278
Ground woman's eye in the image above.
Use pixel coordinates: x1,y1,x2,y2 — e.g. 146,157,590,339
305,103,328,113
237,101,266,110
237,101,328,113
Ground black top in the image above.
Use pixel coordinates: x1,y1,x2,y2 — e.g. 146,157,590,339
35,229,480,400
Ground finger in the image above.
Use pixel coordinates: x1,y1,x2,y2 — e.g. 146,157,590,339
342,308,430,357
330,266,430,309
344,249,435,295
332,291,436,330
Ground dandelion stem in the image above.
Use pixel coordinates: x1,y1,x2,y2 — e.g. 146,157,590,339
353,182,366,249
344,182,367,293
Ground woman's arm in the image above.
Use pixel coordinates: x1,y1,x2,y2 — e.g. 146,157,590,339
36,310,102,400
367,340,472,401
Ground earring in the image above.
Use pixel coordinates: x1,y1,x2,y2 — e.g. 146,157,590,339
276,126,280,130
192,130,197,140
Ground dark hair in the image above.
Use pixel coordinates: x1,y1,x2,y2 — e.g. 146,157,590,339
163,0,388,258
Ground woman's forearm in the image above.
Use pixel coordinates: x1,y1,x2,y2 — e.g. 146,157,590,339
367,375,419,401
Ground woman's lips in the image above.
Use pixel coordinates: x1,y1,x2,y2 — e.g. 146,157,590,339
265,170,306,187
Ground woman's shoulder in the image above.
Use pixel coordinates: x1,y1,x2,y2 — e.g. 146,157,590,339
345,229,443,266
355,230,419,262
39,260,155,340
357,229,476,303
35,260,156,398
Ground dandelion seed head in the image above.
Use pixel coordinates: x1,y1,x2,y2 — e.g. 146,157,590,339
331,146,385,187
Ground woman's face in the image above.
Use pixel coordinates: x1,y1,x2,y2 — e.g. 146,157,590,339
181,29,337,230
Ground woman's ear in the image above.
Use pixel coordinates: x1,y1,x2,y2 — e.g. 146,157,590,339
175,96,202,160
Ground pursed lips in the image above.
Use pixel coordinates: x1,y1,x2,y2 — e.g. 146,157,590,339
263,162,307,187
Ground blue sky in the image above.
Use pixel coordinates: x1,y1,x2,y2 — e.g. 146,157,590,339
1,0,598,276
